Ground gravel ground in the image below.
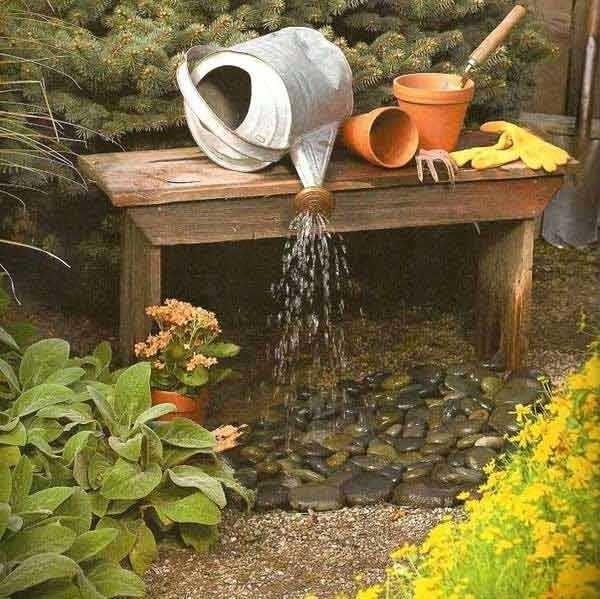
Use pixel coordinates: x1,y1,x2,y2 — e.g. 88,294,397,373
145,506,458,599
4,239,597,598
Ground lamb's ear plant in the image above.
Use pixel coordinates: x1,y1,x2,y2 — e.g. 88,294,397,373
0,456,144,598
0,339,254,575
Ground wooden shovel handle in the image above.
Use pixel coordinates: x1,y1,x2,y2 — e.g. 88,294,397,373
469,5,527,66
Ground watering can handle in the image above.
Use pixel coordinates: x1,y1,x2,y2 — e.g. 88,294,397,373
467,5,527,70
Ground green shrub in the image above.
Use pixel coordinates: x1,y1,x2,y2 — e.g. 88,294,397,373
0,455,145,598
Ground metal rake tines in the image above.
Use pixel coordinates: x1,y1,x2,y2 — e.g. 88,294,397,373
415,149,458,185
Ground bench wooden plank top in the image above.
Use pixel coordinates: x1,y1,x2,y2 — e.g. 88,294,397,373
79,131,569,208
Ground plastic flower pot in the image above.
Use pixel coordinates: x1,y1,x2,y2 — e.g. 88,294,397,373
151,388,210,425
341,107,419,168
393,73,475,152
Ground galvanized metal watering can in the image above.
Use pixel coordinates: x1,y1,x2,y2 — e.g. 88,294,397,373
176,27,354,216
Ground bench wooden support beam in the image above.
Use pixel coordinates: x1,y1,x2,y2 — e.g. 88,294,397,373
120,212,162,362
475,218,535,370
79,135,570,366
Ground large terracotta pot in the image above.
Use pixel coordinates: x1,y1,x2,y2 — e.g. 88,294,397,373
341,107,418,168
151,388,210,425
393,73,475,152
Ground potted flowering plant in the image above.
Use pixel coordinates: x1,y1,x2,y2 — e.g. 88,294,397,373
134,299,240,423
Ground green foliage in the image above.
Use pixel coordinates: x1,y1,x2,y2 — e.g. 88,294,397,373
0,327,254,579
0,456,145,598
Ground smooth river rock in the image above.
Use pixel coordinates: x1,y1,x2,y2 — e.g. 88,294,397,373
289,484,344,511
342,472,395,505
393,480,461,508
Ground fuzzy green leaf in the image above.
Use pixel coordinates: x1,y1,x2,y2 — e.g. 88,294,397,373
100,459,161,500
86,561,145,598
62,430,95,465
133,403,177,429
108,434,143,462
0,326,19,353
168,465,226,508
19,339,70,389
179,523,219,553
22,486,74,513
95,517,137,563
0,420,26,446
26,579,81,599
0,358,20,393
66,527,119,562
0,553,79,596
150,486,221,525
2,521,76,562
113,362,151,430
0,462,11,503
45,367,86,386
152,417,215,449
10,456,32,511
55,487,92,535
89,492,109,518
11,384,75,418
129,520,158,575
0,446,21,467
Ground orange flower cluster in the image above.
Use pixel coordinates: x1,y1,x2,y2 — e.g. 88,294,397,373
186,353,217,371
145,298,220,332
134,329,172,358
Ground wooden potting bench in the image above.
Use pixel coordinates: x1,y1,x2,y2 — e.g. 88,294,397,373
79,131,569,367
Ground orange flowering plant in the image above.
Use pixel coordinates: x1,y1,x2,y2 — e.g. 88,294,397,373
134,299,240,395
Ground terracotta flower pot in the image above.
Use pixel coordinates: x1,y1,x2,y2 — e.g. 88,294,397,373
341,107,419,168
151,388,210,425
393,73,475,152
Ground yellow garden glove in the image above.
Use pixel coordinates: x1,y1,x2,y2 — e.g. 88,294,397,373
451,121,570,173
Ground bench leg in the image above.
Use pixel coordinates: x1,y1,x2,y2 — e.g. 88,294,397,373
475,219,535,371
119,212,162,364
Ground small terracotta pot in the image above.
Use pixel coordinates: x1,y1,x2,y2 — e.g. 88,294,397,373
151,388,210,425
341,107,419,168
393,73,475,152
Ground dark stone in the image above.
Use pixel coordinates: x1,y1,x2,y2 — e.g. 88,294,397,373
421,442,453,456
240,445,267,464
362,371,391,390
296,386,317,402
451,420,484,437
419,383,441,399
402,421,427,439
426,430,456,445
381,373,412,391
453,466,485,484
378,464,405,484
256,461,281,479
489,408,519,436
459,397,480,415
396,384,427,397
474,435,505,450
480,353,506,372
367,439,399,461
402,463,432,480
256,482,289,510
384,423,404,438
322,433,354,453
342,472,395,505
465,447,497,470
339,378,365,397
510,368,547,382
444,374,481,396
394,438,424,453
446,363,470,377
447,450,466,467
289,484,344,511
405,407,430,423
304,456,333,477
351,454,391,471
326,451,350,470
326,469,358,489
456,434,484,449
410,364,445,386
375,413,402,432
280,474,303,489
494,378,542,406
481,376,503,396
299,442,333,458
235,467,257,489
395,394,426,411
394,451,425,466
393,481,461,508
290,468,326,483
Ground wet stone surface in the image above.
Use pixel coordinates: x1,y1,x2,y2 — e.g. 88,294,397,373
228,363,547,511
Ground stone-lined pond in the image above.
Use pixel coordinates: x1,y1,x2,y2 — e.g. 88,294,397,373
222,362,546,511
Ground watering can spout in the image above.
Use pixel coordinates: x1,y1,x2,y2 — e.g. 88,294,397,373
293,186,335,218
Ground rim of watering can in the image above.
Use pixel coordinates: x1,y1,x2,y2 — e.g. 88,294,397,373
177,47,290,164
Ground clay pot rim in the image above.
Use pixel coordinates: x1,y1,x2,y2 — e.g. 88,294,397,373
362,107,419,169
151,388,203,412
393,73,475,105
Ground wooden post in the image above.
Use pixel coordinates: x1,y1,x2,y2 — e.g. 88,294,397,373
475,219,536,371
119,211,162,364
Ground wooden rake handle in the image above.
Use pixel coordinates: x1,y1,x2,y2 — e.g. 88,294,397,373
469,5,527,67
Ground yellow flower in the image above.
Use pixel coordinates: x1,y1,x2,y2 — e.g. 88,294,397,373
390,544,417,561
355,585,383,599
